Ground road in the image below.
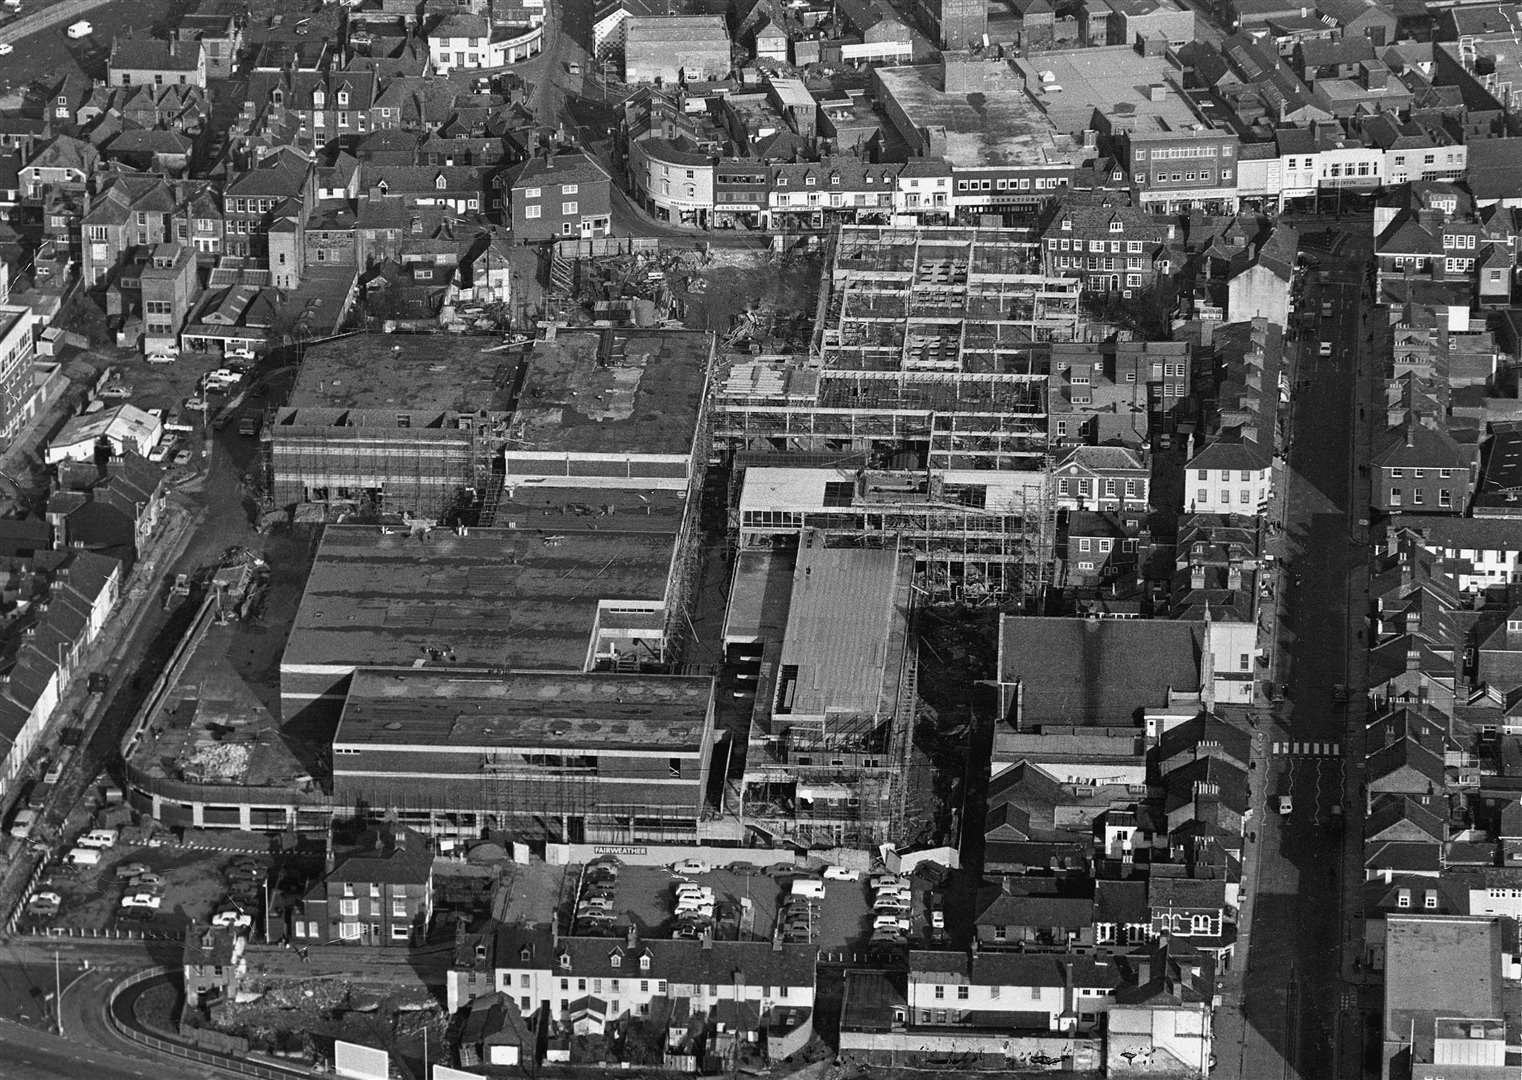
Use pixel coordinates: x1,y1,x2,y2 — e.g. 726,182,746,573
1228,228,1375,1080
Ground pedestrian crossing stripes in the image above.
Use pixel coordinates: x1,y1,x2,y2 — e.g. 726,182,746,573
1273,741,1342,756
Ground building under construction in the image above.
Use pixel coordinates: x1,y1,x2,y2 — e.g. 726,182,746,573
715,225,1082,603
725,537,919,849
264,333,522,522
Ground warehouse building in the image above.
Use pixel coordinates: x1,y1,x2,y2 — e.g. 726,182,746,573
332,667,714,843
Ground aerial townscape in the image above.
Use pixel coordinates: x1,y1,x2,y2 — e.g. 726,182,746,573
5,0,1522,1076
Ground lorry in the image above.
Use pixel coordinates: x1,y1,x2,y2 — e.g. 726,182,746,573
1277,794,1293,816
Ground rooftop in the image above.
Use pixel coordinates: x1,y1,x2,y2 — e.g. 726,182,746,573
1384,915,1505,1066
288,333,524,415
282,524,677,674
507,329,712,457
777,538,915,720
999,615,1204,725
1012,46,1208,135
334,668,712,750
871,62,1081,168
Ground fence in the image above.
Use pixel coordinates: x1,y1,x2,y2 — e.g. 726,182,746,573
0,0,112,46
106,968,314,1080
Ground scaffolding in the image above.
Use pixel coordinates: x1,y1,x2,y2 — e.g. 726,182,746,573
262,406,512,522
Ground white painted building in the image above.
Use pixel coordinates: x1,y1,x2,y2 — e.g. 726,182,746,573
1184,440,1274,516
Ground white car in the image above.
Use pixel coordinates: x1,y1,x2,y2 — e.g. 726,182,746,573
872,914,909,932
225,347,255,361
120,893,162,910
1318,341,1332,358
822,865,859,881
212,910,252,928
670,859,709,876
79,828,119,849
145,352,176,365
870,874,908,890
0,44,13,57
148,440,174,463
930,909,945,930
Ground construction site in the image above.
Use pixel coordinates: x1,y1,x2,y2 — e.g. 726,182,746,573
263,333,523,523
714,226,1084,606
723,538,921,850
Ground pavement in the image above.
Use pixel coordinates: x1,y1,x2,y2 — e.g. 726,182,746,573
1213,228,1376,1080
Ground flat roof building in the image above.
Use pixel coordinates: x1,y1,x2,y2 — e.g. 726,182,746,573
279,518,685,720
734,535,918,848
1382,915,1508,1080
332,667,715,842
504,328,713,489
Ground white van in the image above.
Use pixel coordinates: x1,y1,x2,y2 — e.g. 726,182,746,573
64,847,101,867
78,828,119,849
790,878,826,899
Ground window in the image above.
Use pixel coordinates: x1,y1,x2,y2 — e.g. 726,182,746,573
562,183,579,195
340,899,359,916
524,186,541,199
562,201,578,215
392,899,407,917
1390,488,1403,505
525,206,541,219
1397,890,1411,908
1439,489,1453,508
340,921,361,940
934,985,945,999
1424,893,1438,909
610,954,621,968
957,985,969,1000
391,925,411,940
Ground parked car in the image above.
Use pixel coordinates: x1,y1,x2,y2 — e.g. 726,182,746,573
226,346,255,361
27,892,60,916
114,862,151,880
99,384,133,400
822,864,859,880
121,893,162,910
0,45,13,59
9,808,37,840
79,828,119,849
172,449,193,466
670,859,709,876
164,411,193,433
211,910,252,928
1318,341,1332,358
870,874,908,890
146,352,176,365
238,416,260,437
147,439,174,463
129,873,167,890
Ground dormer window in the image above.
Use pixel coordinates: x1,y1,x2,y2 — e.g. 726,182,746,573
337,90,349,107
829,173,840,185
559,952,571,970
804,175,815,186
1109,220,1124,233
610,953,621,968
520,946,532,962
777,177,788,187
435,174,447,190
639,954,651,971
313,90,325,109
1061,217,1072,231
271,90,284,106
